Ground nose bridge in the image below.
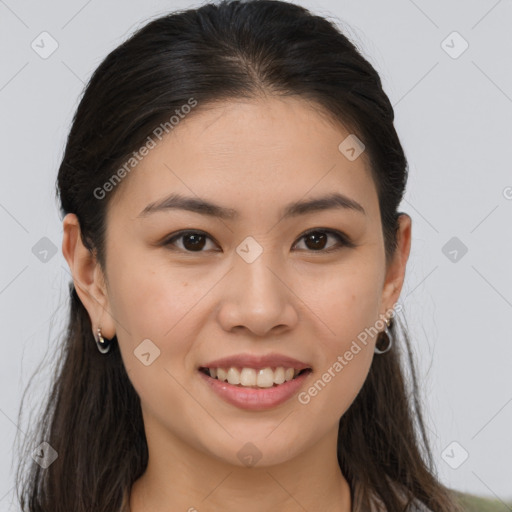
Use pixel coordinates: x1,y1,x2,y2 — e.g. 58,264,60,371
216,236,297,334
234,238,284,305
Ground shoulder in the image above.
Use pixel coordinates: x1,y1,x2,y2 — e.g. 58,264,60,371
351,479,434,512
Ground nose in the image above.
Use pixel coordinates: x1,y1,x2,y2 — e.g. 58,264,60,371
216,250,299,337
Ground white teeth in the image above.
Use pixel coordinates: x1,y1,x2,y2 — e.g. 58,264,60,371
240,368,256,386
274,367,285,384
227,367,240,385
285,368,295,382
206,366,307,387
256,368,274,388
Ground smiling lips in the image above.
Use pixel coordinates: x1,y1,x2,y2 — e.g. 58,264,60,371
201,366,306,388
199,352,312,389
198,353,313,410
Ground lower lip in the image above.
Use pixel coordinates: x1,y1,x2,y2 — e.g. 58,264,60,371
198,370,312,411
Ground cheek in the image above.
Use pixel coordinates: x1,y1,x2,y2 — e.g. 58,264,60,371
297,285,377,424
294,262,381,411
107,253,215,405
109,259,200,423
302,259,383,348
107,250,198,342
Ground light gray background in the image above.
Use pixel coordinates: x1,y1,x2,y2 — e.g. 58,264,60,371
1,0,511,509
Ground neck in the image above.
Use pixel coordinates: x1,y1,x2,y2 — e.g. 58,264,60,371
128,423,352,512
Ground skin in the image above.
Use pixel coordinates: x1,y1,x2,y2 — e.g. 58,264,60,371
62,96,411,512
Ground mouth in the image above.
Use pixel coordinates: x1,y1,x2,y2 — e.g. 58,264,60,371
198,366,313,389
197,363,314,410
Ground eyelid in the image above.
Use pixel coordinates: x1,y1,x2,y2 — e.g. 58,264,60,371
163,229,219,251
295,227,355,250
162,228,355,252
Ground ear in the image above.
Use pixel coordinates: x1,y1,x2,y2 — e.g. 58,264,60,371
61,213,116,340
380,213,412,315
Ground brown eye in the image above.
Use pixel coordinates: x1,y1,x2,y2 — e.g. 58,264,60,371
181,233,206,251
163,228,354,254
164,231,217,252
293,229,354,252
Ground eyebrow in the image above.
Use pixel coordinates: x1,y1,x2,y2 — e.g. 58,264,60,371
137,191,366,220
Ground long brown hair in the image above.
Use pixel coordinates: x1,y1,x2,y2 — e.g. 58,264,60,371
15,1,463,510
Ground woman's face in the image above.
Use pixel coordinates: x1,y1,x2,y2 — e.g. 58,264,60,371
70,96,410,468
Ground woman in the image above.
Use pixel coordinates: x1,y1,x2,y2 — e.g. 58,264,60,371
15,1,463,510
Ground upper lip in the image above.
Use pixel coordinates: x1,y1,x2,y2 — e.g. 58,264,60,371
200,353,312,371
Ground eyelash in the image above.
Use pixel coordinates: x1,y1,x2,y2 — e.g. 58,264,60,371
162,228,355,254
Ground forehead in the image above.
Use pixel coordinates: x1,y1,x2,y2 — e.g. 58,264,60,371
107,96,378,223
